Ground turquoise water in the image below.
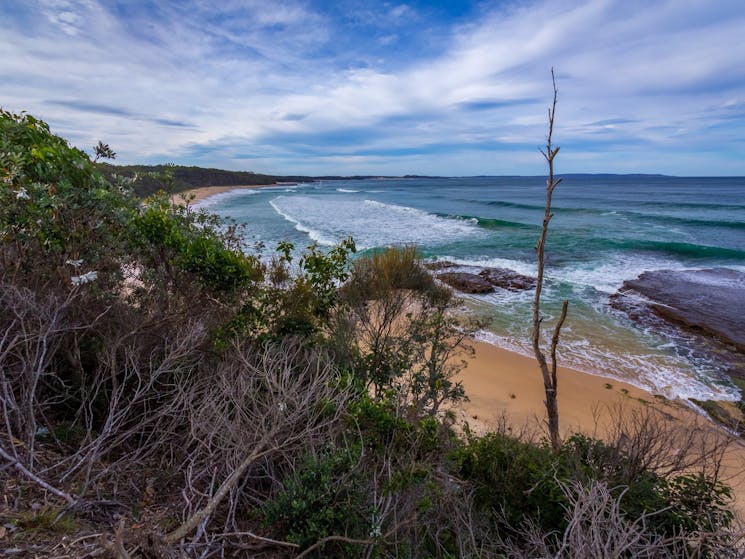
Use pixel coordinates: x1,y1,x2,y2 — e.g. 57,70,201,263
201,176,745,402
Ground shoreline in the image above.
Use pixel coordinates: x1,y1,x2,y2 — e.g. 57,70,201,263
461,341,655,434
461,340,745,515
176,182,745,514
171,183,283,205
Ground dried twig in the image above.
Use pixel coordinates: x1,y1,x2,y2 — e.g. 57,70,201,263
0,444,76,505
165,340,349,545
532,68,568,454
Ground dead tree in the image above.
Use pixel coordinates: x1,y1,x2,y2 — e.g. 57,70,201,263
532,68,569,454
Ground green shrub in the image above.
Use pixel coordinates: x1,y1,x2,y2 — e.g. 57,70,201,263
1,109,137,289
343,245,434,303
214,239,356,347
348,393,453,459
263,445,370,556
658,473,733,536
454,431,734,547
132,194,262,296
454,431,563,530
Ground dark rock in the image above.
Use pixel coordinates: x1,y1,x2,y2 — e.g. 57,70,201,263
437,272,494,294
615,268,745,352
478,267,536,292
424,260,458,271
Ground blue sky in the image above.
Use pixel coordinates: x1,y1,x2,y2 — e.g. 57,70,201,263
2,0,745,176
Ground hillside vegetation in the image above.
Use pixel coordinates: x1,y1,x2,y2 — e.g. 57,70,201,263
98,162,403,198
1,109,742,557
99,163,281,197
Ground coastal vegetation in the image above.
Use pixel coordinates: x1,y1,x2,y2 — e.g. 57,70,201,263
97,162,417,198
1,108,743,557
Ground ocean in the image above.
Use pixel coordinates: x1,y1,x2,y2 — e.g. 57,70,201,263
199,175,745,403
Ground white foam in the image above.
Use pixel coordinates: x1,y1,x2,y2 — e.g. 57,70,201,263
269,198,337,246
552,255,685,294
563,257,745,294
473,329,741,403
336,188,359,193
677,268,745,288
193,188,258,208
269,196,483,249
259,182,313,192
432,255,537,277
474,329,532,355
437,253,745,297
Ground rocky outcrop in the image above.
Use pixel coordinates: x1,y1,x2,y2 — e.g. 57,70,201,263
478,267,536,292
613,268,745,354
437,272,494,294
428,262,536,294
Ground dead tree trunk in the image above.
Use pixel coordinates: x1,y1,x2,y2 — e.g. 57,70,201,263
532,68,569,454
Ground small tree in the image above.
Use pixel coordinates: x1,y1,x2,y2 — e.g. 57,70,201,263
532,68,569,454
93,140,116,162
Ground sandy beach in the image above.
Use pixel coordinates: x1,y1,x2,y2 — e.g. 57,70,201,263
171,183,278,205
459,341,745,516
460,341,655,434
187,183,745,515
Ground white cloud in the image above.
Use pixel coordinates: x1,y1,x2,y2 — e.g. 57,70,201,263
1,0,744,174
39,0,94,35
388,4,412,20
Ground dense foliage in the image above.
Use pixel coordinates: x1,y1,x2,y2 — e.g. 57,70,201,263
1,110,741,558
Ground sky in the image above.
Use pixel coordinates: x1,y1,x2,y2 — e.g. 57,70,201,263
2,0,745,176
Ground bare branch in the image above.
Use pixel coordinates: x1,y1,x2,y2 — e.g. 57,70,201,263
0,444,76,505
550,300,569,390
295,515,416,559
165,340,349,545
531,67,568,453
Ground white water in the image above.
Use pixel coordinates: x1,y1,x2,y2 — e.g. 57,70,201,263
269,196,484,249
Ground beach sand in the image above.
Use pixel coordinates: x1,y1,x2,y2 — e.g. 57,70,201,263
185,183,745,516
459,341,653,434
459,341,745,516
171,183,277,205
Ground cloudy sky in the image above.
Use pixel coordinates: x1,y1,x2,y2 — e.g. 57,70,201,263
2,0,744,176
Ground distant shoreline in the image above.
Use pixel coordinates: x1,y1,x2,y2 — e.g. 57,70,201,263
171,183,284,205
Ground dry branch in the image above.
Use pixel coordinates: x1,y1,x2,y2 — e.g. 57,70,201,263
532,68,568,454
165,340,349,545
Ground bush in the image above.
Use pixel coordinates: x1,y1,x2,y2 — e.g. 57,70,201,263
133,194,262,295
214,239,356,347
1,109,137,291
454,430,736,555
348,392,451,459
343,245,434,303
454,430,563,530
338,246,478,416
263,445,370,556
